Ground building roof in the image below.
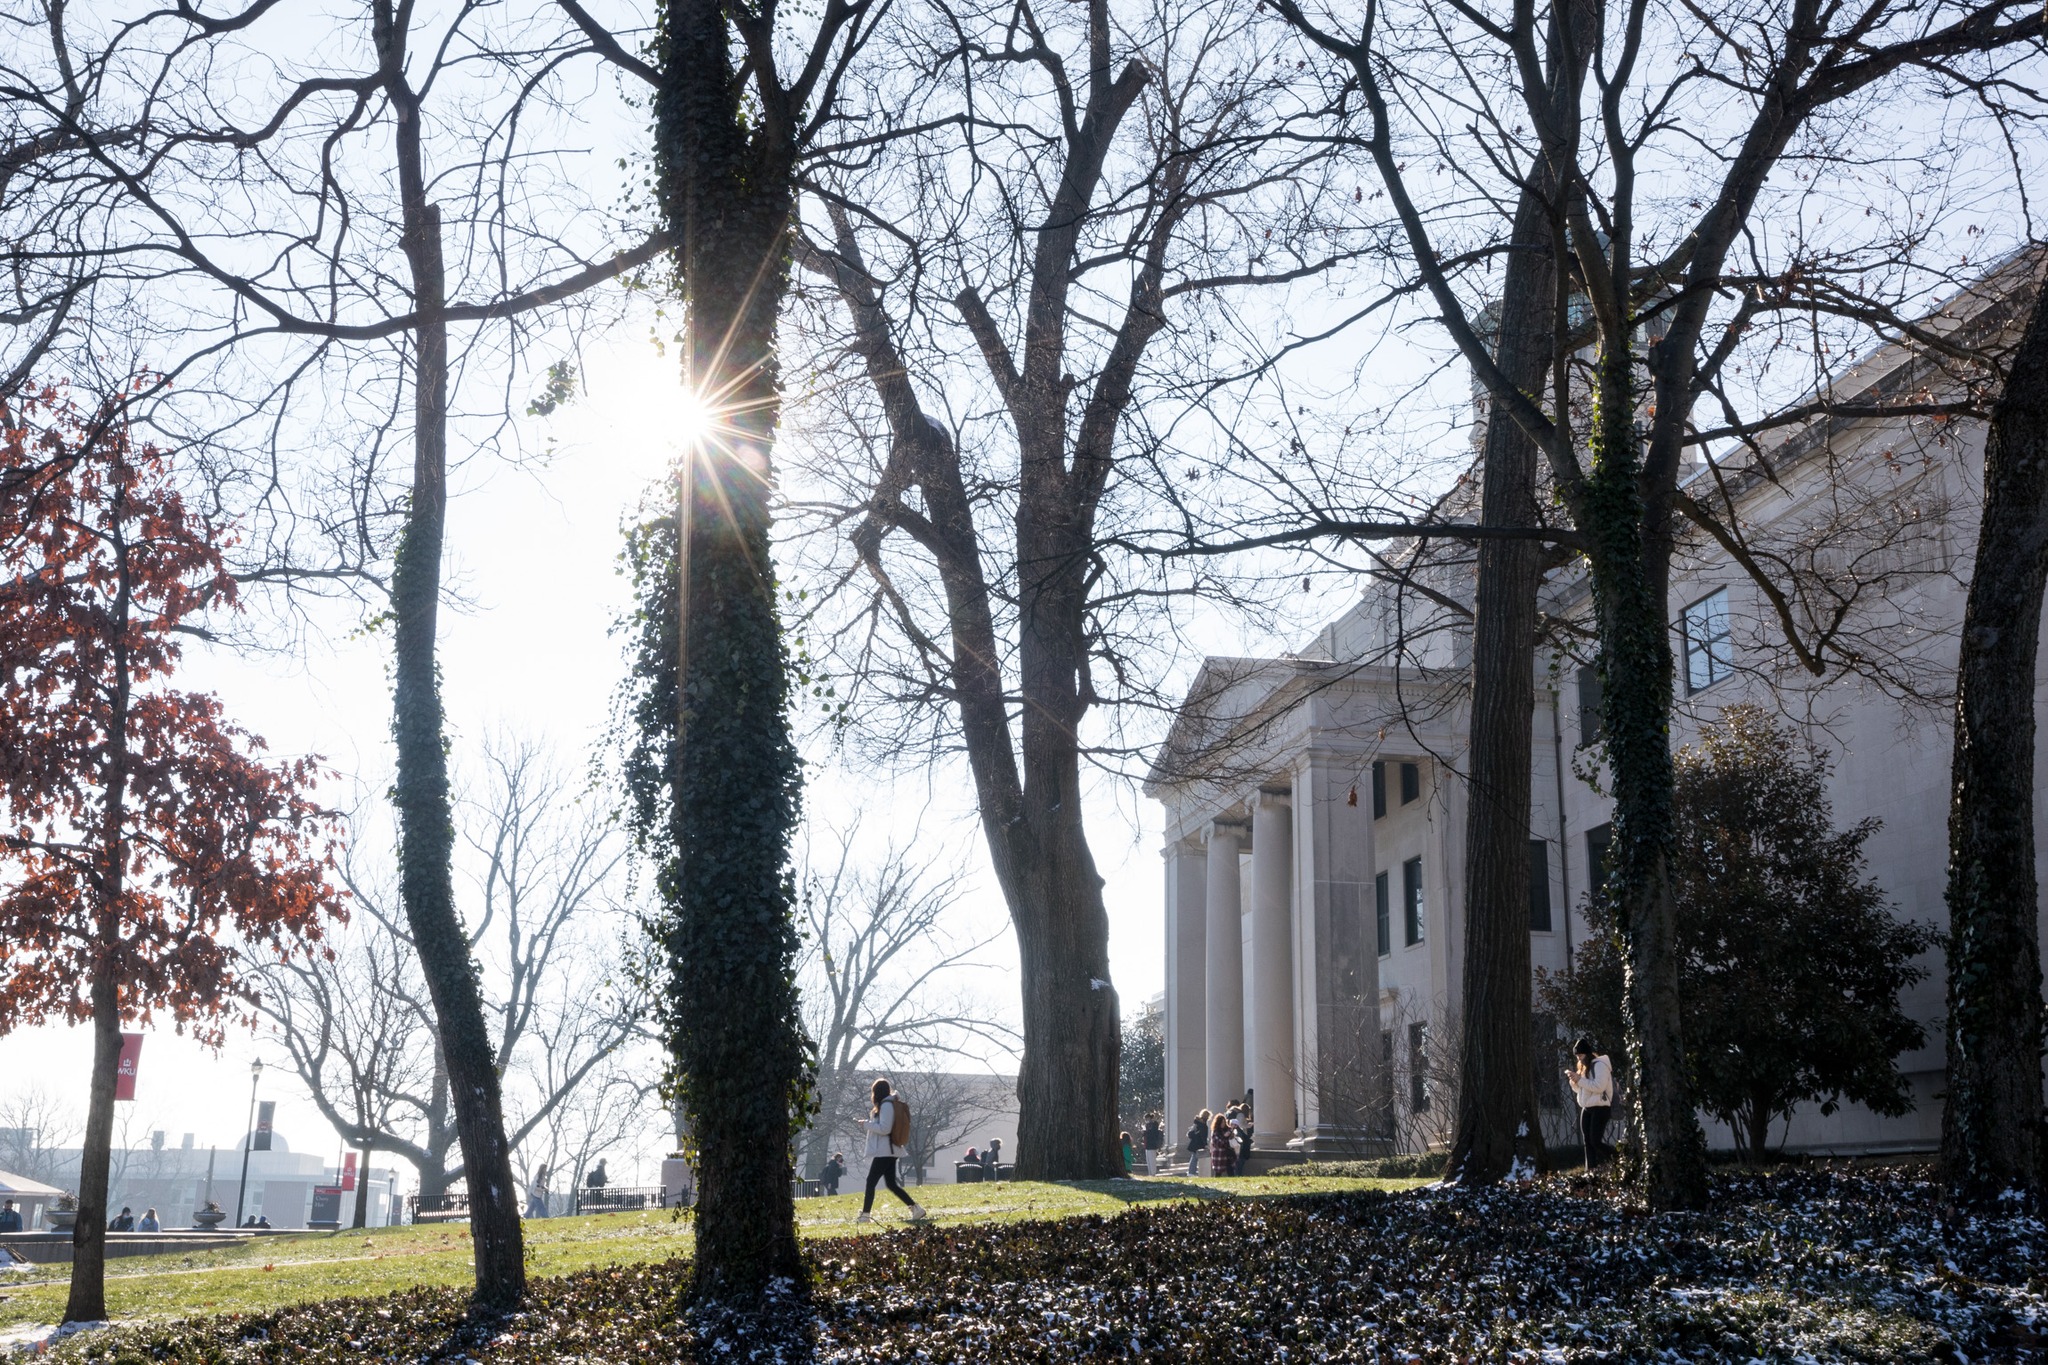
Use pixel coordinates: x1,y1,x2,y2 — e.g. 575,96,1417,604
0,1169,64,1197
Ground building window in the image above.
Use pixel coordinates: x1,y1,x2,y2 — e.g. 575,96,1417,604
1399,761,1421,805
1375,870,1391,957
1683,588,1733,694
1403,856,1425,946
1586,823,1612,896
1371,761,1386,819
1528,839,1552,932
1409,1020,1431,1112
1576,664,1603,742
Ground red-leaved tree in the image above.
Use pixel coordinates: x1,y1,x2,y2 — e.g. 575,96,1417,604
0,385,344,1324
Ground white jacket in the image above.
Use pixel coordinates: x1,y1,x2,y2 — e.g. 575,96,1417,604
1569,1055,1613,1109
864,1099,909,1159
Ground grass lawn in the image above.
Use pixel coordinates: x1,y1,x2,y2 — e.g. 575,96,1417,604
29,1168,2046,1364
0,1174,1416,1330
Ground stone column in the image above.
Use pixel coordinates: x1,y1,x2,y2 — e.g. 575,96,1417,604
1204,818,1247,1111
1293,753,1384,1153
1162,835,1207,1147
1249,790,1296,1147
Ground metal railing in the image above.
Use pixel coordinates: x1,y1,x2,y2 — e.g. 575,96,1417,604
408,1193,470,1223
570,1185,670,1215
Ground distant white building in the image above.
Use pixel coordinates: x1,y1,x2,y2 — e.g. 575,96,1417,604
1147,263,2036,1159
21,1130,402,1229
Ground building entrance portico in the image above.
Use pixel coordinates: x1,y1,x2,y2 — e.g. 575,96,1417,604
1149,658,1466,1159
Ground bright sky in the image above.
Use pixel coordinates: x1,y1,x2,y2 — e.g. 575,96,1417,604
0,325,1265,1190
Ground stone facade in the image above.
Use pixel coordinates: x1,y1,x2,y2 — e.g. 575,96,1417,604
1146,265,2044,1159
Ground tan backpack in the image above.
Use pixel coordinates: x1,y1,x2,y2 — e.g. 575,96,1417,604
888,1096,912,1147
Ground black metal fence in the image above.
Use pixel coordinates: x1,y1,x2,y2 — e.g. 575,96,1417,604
571,1185,673,1215
408,1193,470,1223
410,1186,693,1223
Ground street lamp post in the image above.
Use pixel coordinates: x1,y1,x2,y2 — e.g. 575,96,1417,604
232,1059,263,1229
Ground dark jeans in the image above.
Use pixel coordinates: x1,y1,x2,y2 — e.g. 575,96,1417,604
1580,1104,1613,1167
862,1157,915,1212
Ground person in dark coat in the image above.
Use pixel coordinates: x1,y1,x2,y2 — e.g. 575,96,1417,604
1186,1111,1209,1175
108,1207,135,1232
821,1152,846,1197
0,1200,21,1233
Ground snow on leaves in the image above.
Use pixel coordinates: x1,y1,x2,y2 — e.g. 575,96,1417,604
46,1169,2048,1363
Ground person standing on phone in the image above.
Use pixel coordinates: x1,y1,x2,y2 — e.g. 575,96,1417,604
1566,1037,1614,1168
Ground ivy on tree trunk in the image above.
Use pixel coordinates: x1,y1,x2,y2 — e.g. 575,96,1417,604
1581,345,1710,1210
645,0,813,1301
378,0,525,1307
1943,274,2048,1209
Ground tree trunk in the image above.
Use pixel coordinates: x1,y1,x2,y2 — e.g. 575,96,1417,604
64,967,120,1323
352,1140,372,1229
1745,1098,1772,1165
1008,820,1122,1181
378,0,525,1298
1581,343,1710,1211
656,0,809,1301
1942,276,2048,1209
68,514,137,1325
1447,174,1558,1188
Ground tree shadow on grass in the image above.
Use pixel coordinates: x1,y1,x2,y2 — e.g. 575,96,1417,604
1059,1178,1240,1206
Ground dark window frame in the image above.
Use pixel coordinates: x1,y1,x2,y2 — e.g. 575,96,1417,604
1682,587,1733,694
1576,664,1604,742
1585,823,1613,896
1371,761,1386,819
1374,870,1391,957
1528,839,1552,932
1402,856,1425,946
1398,761,1421,805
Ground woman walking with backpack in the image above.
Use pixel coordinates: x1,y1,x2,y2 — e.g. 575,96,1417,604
856,1078,927,1224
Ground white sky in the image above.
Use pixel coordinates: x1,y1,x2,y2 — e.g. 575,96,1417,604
0,327,1285,1190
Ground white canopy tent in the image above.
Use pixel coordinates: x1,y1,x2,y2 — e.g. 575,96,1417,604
0,1170,64,1231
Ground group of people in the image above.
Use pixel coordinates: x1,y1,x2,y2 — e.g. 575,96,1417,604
958,1139,1003,1176
1181,1099,1255,1177
1118,1116,1166,1175
108,1206,163,1231
523,1157,613,1219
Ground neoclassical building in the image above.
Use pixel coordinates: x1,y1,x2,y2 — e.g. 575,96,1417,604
1146,265,2039,1159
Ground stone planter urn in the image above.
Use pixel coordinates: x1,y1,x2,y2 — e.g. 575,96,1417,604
192,1208,227,1229
45,1208,77,1232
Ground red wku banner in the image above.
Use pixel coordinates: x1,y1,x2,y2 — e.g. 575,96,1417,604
114,1033,144,1101
342,1152,358,1191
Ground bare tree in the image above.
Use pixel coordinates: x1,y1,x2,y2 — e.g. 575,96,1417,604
1260,0,2047,1209
6,2,679,1301
0,1082,77,1184
261,737,647,1216
789,0,1368,1180
585,0,894,1300
795,824,1014,1179
889,1070,1008,1184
